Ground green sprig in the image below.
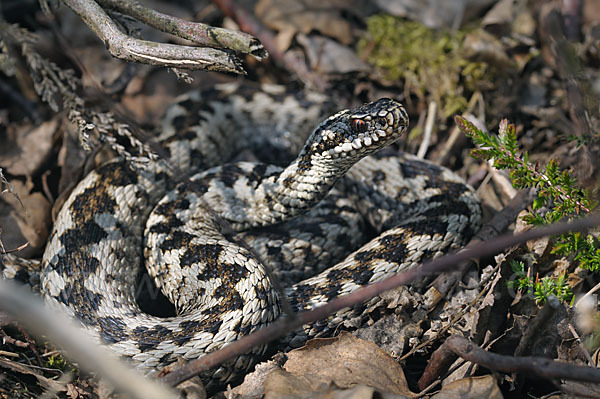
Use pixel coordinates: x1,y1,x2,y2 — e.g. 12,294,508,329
457,115,599,275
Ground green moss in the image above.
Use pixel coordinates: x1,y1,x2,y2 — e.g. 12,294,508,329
45,352,68,370
358,16,489,116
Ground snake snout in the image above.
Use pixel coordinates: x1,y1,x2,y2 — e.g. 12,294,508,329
372,98,408,134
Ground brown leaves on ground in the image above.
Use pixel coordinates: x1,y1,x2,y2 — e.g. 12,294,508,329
234,334,503,399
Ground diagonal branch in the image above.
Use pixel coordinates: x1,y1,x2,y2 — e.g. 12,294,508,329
419,335,600,389
0,278,179,399
60,0,256,73
160,213,600,386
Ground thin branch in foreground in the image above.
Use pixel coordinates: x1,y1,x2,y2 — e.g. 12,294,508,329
60,0,251,73
161,213,600,386
0,279,179,399
96,0,267,59
418,335,600,389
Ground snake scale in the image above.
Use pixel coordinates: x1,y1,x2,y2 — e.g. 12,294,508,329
1,83,481,388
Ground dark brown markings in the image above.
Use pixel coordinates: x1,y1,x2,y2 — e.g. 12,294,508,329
59,220,108,249
56,282,104,327
52,250,101,283
354,234,408,265
180,243,222,270
147,218,184,234
98,316,128,343
154,197,190,216
132,322,201,352
159,231,197,251
50,251,106,329
296,153,312,171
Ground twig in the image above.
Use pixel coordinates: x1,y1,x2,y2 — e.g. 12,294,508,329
161,213,600,386
0,279,179,399
488,160,518,200
567,323,595,366
575,281,600,307
419,335,600,389
417,101,436,159
60,0,247,73
96,0,267,60
435,92,483,166
0,356,66,393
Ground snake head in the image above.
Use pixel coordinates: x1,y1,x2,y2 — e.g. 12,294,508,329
303,98,408,162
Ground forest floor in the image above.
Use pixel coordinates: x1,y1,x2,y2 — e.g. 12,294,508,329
1,0,600,398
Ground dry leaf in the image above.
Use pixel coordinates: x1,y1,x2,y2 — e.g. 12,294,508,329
0,178,51,258
254,0,372,45
263,332,415,398
432,375,502,399
296,34,370,74
0,119,58,176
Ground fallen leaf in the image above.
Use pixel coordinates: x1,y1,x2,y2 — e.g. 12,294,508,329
296,34,370,74
263,332,415,398
254,0,374,45
0,119,58,176
432,375,502,399
0,178,51,258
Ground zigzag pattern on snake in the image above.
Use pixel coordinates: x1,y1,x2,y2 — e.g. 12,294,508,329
1,83,482,388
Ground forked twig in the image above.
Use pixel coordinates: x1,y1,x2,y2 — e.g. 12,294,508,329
96,0,267,59
419,335,600,389
60,0,263,73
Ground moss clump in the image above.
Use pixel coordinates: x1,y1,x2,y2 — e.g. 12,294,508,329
45,352,68,370
359,16,489,116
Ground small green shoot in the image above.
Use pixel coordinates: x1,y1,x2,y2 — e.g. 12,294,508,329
457,116,598,302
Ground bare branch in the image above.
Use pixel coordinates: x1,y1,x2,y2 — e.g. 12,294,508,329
419,335,600,389
161,213,600,386
61,0,248,73
96,0,267,60
0,279,179,399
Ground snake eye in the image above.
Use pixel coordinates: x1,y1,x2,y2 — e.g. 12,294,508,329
352,119,367,133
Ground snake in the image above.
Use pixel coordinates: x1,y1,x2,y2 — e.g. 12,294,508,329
1,83,482,389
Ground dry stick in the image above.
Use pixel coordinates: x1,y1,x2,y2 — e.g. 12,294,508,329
211,0,327,90
96,0,267,59
567,323,595,366
416,101,437,159
61,0,246,73
0,280,179,399
419,335,600,389
161,212,600,386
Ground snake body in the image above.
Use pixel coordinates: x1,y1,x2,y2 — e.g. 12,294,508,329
4,84,482,387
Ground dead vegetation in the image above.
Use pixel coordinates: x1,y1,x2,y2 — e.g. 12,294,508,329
1,0,600,398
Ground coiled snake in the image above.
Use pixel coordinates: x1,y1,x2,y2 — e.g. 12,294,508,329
1,84,481,388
